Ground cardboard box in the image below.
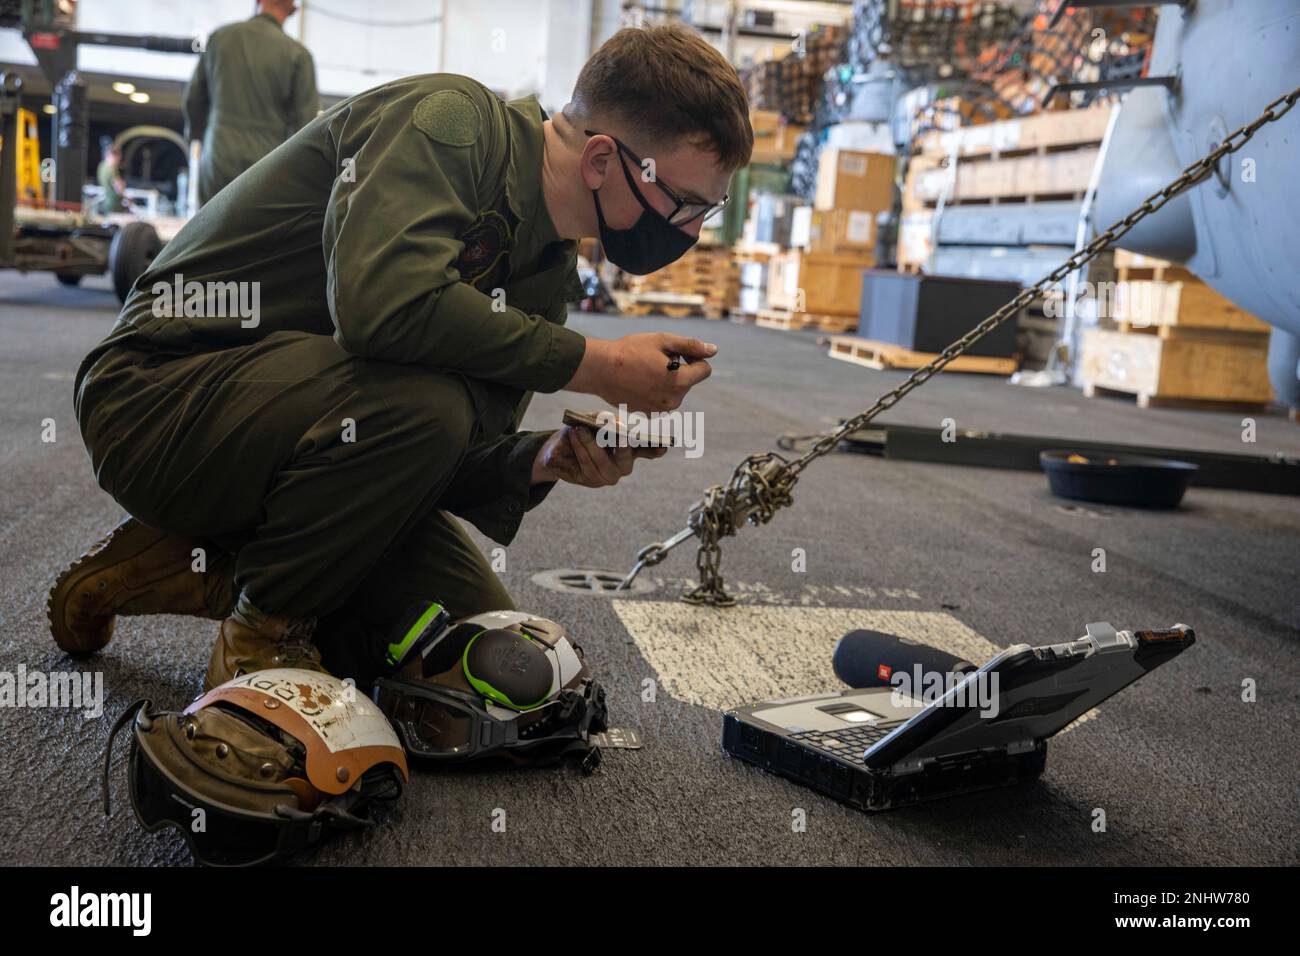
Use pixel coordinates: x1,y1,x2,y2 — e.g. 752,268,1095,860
814,149,895,212
767,250,869,316
808,208,876,255
792,206,875,254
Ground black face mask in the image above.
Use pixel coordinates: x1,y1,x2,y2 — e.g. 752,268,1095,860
593,151,697,275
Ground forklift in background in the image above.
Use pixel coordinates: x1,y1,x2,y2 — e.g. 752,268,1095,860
0,70,160,299
0,0,204,300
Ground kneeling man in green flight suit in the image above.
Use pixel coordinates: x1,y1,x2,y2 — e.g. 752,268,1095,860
49,24,752,690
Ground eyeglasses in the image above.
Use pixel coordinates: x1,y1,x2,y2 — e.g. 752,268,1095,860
585,129,730,227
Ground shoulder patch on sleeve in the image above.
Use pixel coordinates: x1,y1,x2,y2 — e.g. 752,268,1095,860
413,90,482,147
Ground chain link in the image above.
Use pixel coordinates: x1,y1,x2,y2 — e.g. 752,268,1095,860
622,85,1300,606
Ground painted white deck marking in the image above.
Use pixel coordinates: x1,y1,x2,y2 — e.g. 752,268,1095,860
611,601,1099,732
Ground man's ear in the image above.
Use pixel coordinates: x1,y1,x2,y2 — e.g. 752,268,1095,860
580,135,615,191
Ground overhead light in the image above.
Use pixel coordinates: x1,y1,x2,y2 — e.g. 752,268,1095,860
112,81,136,94
129,91,150,104
42,104,55,114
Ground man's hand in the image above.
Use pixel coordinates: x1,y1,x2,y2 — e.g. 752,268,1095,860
532,424,668,488
565,332,716,413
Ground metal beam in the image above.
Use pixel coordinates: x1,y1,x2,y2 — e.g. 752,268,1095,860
839,424,1300,496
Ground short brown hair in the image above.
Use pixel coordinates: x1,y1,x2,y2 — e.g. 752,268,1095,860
570,23,753,169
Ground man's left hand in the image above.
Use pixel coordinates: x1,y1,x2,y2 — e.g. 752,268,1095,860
531,424,667,488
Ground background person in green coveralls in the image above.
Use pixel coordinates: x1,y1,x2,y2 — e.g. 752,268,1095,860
49,23,752,691
183,0,319,206
96,138,126,214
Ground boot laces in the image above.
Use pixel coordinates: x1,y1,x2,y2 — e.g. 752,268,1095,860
273,633,321,668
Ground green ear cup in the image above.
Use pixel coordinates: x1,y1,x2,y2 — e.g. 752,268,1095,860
462,628,553,710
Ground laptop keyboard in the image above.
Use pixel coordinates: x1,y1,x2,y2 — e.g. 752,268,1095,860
791,724,896,763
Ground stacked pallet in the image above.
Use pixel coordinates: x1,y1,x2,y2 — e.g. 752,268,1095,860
828,335,1017,375
1079,250,1274,410
620,245,740,319
755,309,857,334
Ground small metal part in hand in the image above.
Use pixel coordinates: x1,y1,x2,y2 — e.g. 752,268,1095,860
666,353,682,372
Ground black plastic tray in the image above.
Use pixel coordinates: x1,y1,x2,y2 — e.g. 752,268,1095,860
1040,450,1198,509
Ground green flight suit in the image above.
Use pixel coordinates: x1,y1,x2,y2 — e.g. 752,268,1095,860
183,12,319,206
74,74,588,677
97,158,125,214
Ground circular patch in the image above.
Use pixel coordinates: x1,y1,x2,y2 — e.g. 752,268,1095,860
455,209,511,286
412,90,481,147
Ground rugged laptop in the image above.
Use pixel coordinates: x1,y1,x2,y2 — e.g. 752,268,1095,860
722,622,1194,811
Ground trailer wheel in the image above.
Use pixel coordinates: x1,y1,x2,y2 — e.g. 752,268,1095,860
55,272,82,287
108,221,162,303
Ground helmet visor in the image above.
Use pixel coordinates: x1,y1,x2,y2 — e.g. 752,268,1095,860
128,740,300,867
374,682,495,760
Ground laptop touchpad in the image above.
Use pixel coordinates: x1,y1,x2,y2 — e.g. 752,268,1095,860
819,701,887,723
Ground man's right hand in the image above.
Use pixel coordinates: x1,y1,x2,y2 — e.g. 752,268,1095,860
566,332,716,413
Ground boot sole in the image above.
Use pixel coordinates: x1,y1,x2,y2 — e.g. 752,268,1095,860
47,518,174,656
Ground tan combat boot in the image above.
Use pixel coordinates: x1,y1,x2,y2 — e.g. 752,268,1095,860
48,517,232,656
205,599,327,691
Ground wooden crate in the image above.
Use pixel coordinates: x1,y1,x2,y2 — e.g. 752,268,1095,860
1079,328,1272,405
1107,250,1271,335
1112,280,1271,334
949,147,1099,202
828,335,1018,375
1113,249,1196,283
767,250,870,316
903,153,950,211
919,105,1110,158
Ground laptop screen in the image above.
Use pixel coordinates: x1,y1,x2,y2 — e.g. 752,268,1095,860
862,623,1195,770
